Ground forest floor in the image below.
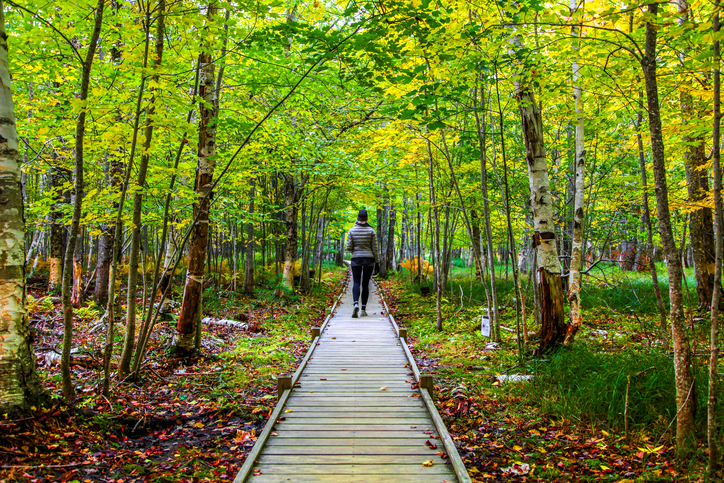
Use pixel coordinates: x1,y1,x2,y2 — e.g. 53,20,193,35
377,274,716,483
1,266,718,482
1,269,346,483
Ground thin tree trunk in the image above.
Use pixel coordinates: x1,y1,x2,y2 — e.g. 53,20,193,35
48,165,65,291
642,2,696,449
176,2,217,354
709,1,722,471
71,226,84,308
244,179,256,293
636,93,667,338
282,173,306,290
119,0,165,376
0,0,46,409
565,4,585,345
60,0,104,400
426,137,442,331
471,82,501,342
492,65,525,346
386,205,395,273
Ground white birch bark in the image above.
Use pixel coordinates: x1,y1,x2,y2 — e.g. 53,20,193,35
565,0,585,344
0,0,44,409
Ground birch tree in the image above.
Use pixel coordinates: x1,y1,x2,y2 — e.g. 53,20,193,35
565,0,585,344
176,2,219,354
0,0,45,410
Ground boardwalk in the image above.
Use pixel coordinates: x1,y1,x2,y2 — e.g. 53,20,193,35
235,276,470,483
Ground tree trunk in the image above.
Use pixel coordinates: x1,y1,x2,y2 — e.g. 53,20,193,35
677,0,717,310
60,0,104,400
244,179,256,294
386,204,395,272
636,92,667,337
71,226,84,308
176,2,216,354
426,138,442,331
119,0,165,375
642,2,696,449
336,230,345,266
565,10,585,344
515,69,566,352
282,173,306,290
0,0,46,410
48,165,65,291
709,1,722,471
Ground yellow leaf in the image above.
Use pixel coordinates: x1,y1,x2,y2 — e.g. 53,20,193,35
285,409,293,413
194,422,204,428
513,445,523,452
422,460,434,467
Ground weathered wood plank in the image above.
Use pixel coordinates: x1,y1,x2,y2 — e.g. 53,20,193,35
262,445,440,455
250,464,454,475
247,475,454,483
269,430,435,439
256,454,450,465
265,438,438,447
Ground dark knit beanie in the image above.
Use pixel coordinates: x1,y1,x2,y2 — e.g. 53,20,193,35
357,209,368,222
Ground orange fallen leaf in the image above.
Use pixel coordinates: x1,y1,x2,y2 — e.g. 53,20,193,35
380,387,386,391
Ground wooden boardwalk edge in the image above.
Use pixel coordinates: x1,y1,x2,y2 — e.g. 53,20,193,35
376,279,472,483
233,278,348,483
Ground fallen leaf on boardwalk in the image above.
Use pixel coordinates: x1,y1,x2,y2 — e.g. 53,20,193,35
271,432,278,436
380,387,386,391
422,460,434,467
425,440,437,449
285,409,293,413
320,378,327,380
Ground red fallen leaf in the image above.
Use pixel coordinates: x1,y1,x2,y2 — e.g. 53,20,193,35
278,417,286,421
425,440,437,449
320,378,327,380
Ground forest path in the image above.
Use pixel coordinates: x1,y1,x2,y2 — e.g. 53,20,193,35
234,274,470,483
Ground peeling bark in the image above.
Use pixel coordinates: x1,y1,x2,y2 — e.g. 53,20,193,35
176,3,218,354
0,0,45,409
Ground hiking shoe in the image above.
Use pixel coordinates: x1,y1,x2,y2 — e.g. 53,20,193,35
360,310,368,317
352,307,359,318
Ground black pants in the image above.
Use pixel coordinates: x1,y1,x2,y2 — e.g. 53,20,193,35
351,264,373,307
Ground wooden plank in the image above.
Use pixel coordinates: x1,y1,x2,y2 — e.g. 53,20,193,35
270,430,434,439
256,454,450,465
281,407,428,414
250,464,455,475
262,445,440,455
271,424,440,432
247,474,455,483
265,438,438,447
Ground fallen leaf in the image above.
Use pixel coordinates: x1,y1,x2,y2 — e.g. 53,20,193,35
422,460,434,467
380,387,386,391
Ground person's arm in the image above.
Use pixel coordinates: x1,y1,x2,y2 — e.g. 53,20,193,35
371,229,379,263
346,229,354,253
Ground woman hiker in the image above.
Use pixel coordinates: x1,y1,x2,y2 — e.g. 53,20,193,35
346,209,380,318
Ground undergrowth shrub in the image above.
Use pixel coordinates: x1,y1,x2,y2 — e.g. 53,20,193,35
518,345,720,434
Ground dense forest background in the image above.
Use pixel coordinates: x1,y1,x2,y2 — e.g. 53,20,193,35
1,0,723,480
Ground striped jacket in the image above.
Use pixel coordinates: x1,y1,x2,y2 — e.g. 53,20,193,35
346,222,379,262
